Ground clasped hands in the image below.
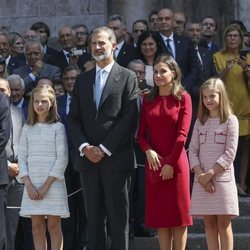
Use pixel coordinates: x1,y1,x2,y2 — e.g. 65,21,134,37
83,145,105,163
197,169,215,193
145,149,173,180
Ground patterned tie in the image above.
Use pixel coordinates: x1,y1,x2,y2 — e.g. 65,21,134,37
166,38,173,57
95,69,105,109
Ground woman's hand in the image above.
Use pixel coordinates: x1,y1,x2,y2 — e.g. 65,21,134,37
203,181,215,193
160,164,174,180
37,176,56,200
226,56,235,71
145,149,162,171
198,170,214,187
26,182,39,200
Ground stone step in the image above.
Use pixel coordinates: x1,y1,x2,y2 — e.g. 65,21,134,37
238,197,250,216
187,233,250,250
189,216,250,234
129,233,250,250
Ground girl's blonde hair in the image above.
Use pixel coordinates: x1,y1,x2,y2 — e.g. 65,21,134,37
27,84,59,125
198,77,233,125
147,54,185,101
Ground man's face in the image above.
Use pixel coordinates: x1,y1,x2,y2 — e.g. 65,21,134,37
25,44,43,67
36,28,49,45
107,20,126,44
0,35,10,58
91,31,116,62
158,9,175,35
74,26,88,48
0,80,10,96
59,27,75,51
132,22,148,44
149,14,158,31
187,23,202,44
62,69,78,94
23,30,39,42
201,17,217,38
9,79,25,103
174,13,186,35
129,63,145,82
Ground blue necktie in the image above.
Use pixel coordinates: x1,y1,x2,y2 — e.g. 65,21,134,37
166,38,173,57
95,69,104,109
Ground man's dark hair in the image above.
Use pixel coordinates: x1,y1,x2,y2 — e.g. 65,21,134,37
30,22,50,37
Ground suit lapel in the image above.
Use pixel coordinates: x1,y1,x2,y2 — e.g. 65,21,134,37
98,63,120,108
173,35,181,62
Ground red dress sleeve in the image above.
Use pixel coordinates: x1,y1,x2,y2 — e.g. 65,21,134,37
161,93,192,167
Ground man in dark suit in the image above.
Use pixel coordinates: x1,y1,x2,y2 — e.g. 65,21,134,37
13,39,61,93
156,8,199,92
0,87,11,250
200,16,219,54
0,78,24,250
107,15,136,68
48,25,91,72
68,26,138,250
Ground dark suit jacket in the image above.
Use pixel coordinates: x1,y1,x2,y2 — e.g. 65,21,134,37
157,32,199,91
47,50,91,72
13,63,61,92
116,42,136,68
0,93,11,185
7,57,26,75
68,62,138,172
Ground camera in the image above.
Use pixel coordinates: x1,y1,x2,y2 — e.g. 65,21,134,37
69,49,84,57
239,48,250,59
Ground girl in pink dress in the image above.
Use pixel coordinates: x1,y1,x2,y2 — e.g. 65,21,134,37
189,77,239,250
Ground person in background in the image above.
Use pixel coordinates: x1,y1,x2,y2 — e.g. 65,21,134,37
0,87,11,250
200,16,219,54
72,24,89,52
131,20,149,47
137,54,192,250
53,80,65,97
189,78,239,250
213,24,250,197
8,32,24,58
136,31,163,87
174,11,187,36
148,10,159,32
127,59,154,239
0,78,25,250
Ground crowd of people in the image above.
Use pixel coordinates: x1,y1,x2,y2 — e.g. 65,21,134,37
0,6,249,250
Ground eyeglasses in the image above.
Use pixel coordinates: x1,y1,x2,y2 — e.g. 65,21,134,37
227,34,240,38
75,32,88,36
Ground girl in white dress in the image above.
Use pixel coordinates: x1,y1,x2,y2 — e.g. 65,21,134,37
18,85,69,250
189,78,239,250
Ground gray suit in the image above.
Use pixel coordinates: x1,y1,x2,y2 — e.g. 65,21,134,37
0,92,11,250
13,63,61,92
5,104,24,250
68,62,138,250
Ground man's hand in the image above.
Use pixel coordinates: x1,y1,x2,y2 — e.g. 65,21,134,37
8,163,19,177
82,145,105,163
32,60,43,76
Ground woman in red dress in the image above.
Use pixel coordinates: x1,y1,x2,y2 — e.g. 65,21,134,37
137,54,192,250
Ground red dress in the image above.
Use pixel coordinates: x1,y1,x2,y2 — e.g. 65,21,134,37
137,93,193,228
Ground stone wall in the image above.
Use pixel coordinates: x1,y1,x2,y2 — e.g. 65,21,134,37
0,0,106,39
0,0,249,45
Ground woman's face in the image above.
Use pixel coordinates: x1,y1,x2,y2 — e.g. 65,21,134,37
225,30,242,51
153,62,175,87
140,37,157,59
11,37,24,55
